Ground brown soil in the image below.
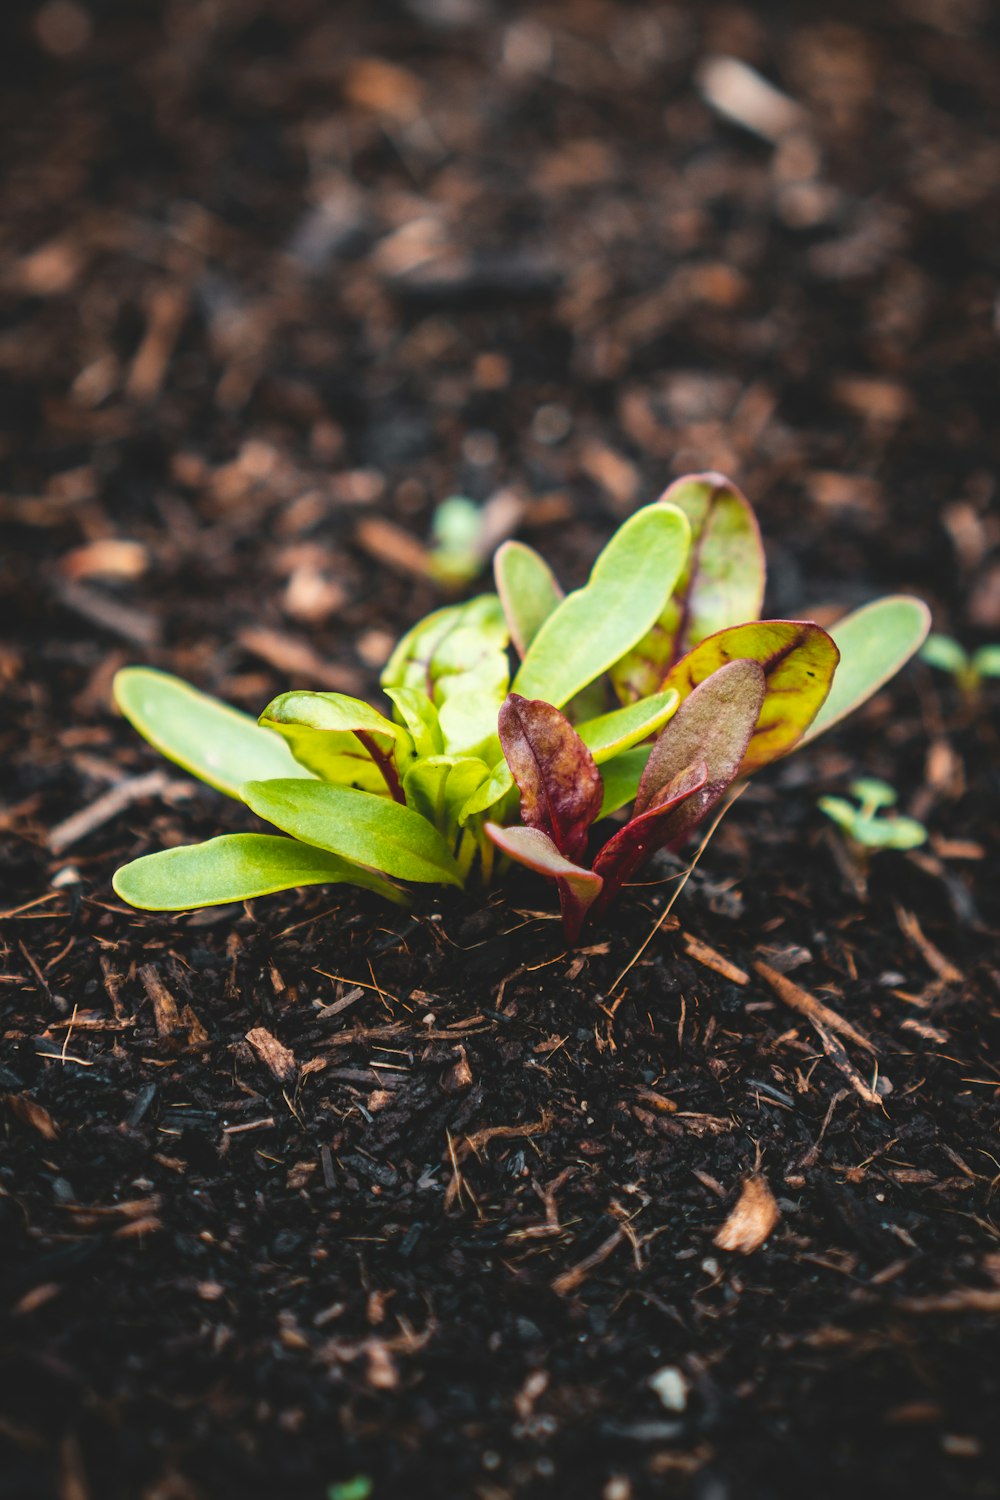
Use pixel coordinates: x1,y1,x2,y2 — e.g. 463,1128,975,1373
1,3,999,1498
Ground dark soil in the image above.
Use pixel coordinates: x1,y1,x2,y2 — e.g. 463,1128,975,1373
2,3,999,1498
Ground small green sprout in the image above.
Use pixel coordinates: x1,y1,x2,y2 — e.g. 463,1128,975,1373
920,633,1000,697
428,494,484,587
107,472,931,941
818,778,927,851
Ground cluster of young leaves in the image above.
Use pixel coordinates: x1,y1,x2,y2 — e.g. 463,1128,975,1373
111,473,930,939
818,778,927,852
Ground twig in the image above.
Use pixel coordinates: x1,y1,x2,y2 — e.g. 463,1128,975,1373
49,771,175,854
752,961,876,1054
552,1227,625,1296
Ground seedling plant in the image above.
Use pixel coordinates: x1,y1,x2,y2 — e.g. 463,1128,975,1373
920,633,1000,699
111,474,930,941
818,778,928,852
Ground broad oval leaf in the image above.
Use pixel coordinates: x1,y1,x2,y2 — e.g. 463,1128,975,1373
513,503,691,709
498,694,603,861
241,779,463,886
662,620,839,774
114,667,311,799
576,690,679,764
113,833,404,910
800,596,930,747
259,690,412,794
636,659,767,846
485,822,603,943
611,473,765,702
494,540,563,657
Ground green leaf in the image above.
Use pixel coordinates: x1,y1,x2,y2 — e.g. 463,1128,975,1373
920,633,968,676
597,747,651,819
403,755,490,835
112,833,404,910
241,780,463,886
817,798,926,851
383,685,443,758
259,690,412,793
972,644,1000,679
575,690,679,764
382,595,510,759
800,596,931,746
849,778,897,812
494,540,563,657
663,620,840,774
612,473,765,702
498,694,603,861
512,503,691,709
114,667,311,800
458,760,515,824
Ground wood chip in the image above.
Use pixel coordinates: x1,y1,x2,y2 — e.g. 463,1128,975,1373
355,516,430,578
6,1094,59,1139
896,906,963,985
683,933,750,985
246,1026,298,1084
714,1174,781,1255
899,1289,1000,1314
138,963,182,1039
752,961,875,1053
236,625,362,692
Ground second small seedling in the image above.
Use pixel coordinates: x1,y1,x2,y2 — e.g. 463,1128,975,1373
818,778,927,851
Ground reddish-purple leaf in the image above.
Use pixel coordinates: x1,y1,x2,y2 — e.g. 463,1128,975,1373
498,693,603,862
636,658,766,844
591,760,708,913
485,821,603,943
661,620,839,774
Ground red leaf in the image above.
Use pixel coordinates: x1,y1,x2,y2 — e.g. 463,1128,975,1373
636,658,766,840
591,760,707,911
498,694,603,861
485,822,603,943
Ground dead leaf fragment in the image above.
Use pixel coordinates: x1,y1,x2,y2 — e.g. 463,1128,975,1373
714,1174,781,1255
6,1094,59,1140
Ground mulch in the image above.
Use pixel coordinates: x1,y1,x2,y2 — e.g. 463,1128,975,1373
1,2,999,1497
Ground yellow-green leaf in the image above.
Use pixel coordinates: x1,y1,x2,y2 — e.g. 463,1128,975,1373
513,503,691,709
241,779,463,886
575,690,679,764
113,833,404,910
114,667,312,799
494,540,563,657
800,596,931,746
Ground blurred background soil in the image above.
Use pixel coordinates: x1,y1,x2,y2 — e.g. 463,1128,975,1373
1,2,999,1498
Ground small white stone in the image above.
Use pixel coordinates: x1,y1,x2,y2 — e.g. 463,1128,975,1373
649,1366,688,1412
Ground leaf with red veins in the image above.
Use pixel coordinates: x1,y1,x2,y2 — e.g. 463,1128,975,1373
661,620,838,775
636,657,766,844
498,693,603,862
591,760,708,912
485,822,603,943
